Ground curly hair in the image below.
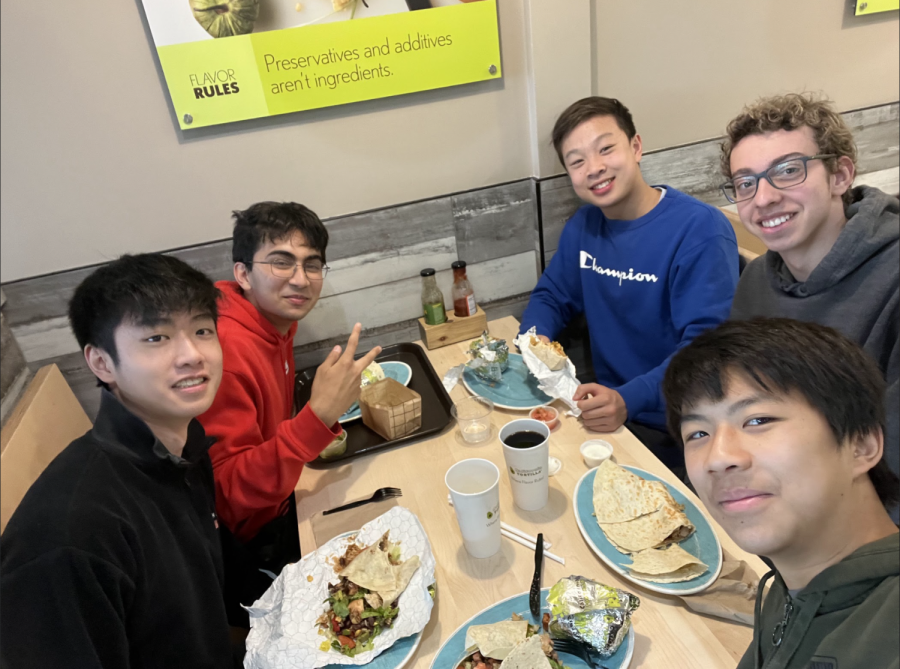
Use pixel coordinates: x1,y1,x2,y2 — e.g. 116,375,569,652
721,93,857,206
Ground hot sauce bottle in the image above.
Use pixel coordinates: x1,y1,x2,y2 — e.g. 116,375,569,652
451,260,478,317
420,268,447,325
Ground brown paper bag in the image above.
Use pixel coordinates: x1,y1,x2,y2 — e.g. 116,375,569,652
677,553,762,626
359,378,422,440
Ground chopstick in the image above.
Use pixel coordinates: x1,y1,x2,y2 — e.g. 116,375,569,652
502,529,566,565
447,494,552,549
447,495,564,564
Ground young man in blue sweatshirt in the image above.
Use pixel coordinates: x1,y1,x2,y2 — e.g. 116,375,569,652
520,97,739,465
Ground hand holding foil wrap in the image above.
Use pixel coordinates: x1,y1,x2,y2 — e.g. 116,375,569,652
514,328,582,416
547,576,639,658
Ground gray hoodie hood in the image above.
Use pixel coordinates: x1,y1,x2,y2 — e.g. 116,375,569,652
767,186,899,296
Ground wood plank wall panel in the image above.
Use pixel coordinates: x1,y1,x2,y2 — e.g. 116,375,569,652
539,103,900,260
2,103,894,416
1,181,540,417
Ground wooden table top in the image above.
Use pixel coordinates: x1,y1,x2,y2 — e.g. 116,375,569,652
295,316,766,668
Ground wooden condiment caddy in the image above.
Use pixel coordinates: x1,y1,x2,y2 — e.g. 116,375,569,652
417,306,487,350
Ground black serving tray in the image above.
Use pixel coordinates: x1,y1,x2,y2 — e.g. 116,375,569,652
295,342,454,466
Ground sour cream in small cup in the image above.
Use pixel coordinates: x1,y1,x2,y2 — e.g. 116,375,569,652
580,439,613,468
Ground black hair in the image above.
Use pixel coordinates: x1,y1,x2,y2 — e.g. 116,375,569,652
551,96,638,166
231,202,329,266
663,318,899,511
68,253,220,369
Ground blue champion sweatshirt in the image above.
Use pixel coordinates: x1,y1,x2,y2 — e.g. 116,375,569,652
521,187,739,429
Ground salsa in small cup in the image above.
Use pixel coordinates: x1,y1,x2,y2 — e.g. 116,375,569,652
529,405,559,430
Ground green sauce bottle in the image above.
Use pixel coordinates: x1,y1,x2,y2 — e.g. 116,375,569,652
420,268,447,325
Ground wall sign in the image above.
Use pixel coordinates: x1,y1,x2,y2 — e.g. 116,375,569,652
855,0,899,14
140,0,502,129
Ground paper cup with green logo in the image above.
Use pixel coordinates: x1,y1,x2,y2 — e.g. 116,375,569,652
445,458,501,558
500,418,551,511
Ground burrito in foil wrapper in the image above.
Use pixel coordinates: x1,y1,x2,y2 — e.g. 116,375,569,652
467,332,509,383
546,576,639,658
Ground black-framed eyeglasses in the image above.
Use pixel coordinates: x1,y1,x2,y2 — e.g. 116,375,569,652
720,154,836,204
251,259,330,280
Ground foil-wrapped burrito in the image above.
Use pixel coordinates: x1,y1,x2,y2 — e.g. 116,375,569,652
466,332,509,383
546,576,639,658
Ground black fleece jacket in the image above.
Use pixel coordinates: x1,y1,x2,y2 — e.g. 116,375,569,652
0,391,232,668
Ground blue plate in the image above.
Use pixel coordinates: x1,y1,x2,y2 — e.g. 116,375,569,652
461,353,552,411
430,589,634,669
574,466,723,596
339,362,413,424
321,531,424,669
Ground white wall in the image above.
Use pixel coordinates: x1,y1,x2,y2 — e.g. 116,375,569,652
0,0,533,281
2,0,898,281
591,0,900,152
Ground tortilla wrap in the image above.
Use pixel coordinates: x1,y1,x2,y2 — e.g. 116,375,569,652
592,459,671,523
499,634,551,669
600,503,694,553
338,531,421,603
530,339,567,372
624,544,708,582
464,620,529,660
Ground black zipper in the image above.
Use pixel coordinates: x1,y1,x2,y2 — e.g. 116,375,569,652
771,593,793,647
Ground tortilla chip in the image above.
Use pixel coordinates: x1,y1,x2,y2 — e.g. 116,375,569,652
464,620,529,660
592,459,672,523
626,544,705,574
599,503,695,553
499,634,551,669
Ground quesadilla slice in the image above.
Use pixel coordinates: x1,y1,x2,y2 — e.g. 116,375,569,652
624,544,708,583
317,531,420,657
456,615,568,669
600,502,694,553
592,459,671,523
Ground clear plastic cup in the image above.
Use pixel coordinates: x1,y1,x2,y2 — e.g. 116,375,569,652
452,396,494,444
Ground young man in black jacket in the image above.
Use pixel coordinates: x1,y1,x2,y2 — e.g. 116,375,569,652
0,254,234,668
664,319,899,669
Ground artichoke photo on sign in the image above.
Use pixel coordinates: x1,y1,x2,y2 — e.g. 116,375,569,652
190,0,259,38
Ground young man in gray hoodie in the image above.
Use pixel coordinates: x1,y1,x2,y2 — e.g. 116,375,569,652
664,318,899,669
720,94,899,493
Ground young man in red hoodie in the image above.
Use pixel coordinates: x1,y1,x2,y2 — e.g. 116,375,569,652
199,202,381,577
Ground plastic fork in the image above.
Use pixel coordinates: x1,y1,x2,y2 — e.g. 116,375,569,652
551,638,609,669
321,487,402,515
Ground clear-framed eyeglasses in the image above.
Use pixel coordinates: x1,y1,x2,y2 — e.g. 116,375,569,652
720,154,836,204
252,258,330,280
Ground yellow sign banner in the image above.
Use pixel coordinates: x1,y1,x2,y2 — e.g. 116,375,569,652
152,2,501,129
855,0,899,14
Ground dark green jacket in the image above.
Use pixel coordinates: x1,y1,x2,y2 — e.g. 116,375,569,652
738,533,899,669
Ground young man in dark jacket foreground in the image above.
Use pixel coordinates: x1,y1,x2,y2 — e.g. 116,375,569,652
0,254,235,668
664,318,899,669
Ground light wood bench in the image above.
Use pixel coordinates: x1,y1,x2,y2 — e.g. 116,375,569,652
0,364,92,533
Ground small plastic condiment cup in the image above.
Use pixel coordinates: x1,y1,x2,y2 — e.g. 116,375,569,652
319,431,348,460
580,439,613,468
529,405,560,431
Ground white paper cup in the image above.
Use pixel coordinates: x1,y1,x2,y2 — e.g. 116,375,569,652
445,459,501,558
499,418,551,511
